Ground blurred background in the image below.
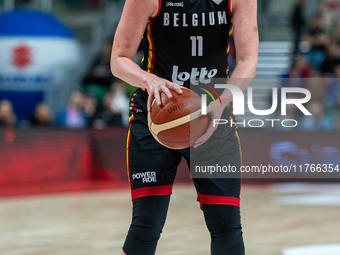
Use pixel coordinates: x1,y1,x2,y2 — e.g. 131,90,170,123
0,0,339,255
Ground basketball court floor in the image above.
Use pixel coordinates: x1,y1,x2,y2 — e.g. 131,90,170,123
0,183,339,255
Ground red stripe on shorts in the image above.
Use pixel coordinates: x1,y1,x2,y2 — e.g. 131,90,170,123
197,193,240,207
131,185,173,200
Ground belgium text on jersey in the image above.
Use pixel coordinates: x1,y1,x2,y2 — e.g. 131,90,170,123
163,11,228,27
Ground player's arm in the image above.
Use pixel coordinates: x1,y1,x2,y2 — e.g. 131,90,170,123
110,0,183,111
194,0,258,148
219,0,259,105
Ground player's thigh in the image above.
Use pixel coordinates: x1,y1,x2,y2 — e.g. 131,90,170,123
184,109,242,205
127,89,182,199
128,131,182,196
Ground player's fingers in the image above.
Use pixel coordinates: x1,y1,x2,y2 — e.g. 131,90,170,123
195,127,212,144
193,122,216,148
147,94,152,112
153,87,162,106
147,88,154,112
193,136,207,148
193,132,210,148
160,85,173,99
167,82,183,94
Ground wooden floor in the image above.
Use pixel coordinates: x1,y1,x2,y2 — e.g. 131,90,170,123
0,184,339,255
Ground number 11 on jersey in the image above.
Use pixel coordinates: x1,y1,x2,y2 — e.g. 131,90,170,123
190,36,203,57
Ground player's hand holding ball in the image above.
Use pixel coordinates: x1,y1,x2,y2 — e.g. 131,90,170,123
145,75,183,112
193,101,225,148
147,82,209,149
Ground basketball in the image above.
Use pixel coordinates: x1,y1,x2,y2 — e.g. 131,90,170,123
148,87,209,149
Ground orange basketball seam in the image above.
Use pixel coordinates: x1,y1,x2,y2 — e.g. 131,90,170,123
157,120,207,143
150,109,203,135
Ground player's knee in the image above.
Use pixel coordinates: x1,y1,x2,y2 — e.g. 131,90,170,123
203,204,243,246
129,212,165,241
208,218,243,245
123,211,166,255
208,219,245,255
123,196,170,254
129,196,169,242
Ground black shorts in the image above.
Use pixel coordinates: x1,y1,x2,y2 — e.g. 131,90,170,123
127,88,242,207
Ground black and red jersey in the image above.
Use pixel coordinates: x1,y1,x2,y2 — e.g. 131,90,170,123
141,0,233,88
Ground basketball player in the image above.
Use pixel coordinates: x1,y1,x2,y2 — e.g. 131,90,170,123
110,0,258,254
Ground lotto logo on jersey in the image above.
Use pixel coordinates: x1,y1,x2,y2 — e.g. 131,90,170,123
132,171,157,183
172,65,218,85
